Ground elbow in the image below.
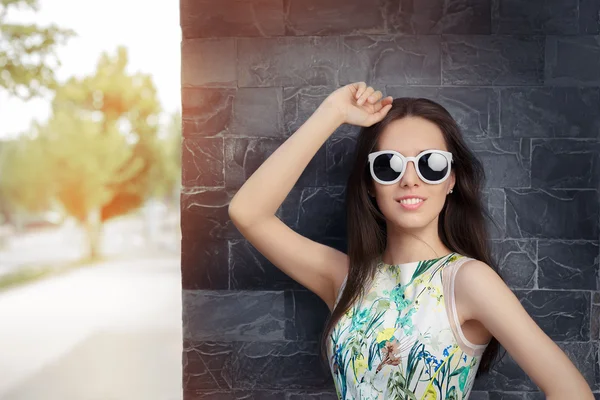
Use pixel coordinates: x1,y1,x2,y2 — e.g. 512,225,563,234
228,203,243,224
229,197,274,229
227,202,237,219
228,202,253,229
228,196,243,220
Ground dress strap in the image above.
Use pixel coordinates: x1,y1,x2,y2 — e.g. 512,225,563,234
442,255,490,356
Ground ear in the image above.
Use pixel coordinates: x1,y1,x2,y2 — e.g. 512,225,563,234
448,172,456,193
367,186,376,197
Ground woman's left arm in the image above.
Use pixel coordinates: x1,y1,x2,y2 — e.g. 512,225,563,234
455,260,595,399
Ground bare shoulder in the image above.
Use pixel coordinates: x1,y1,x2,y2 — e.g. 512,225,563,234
454,258,595,397
453,258,505,321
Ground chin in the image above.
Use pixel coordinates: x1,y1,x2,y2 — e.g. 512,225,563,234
390,211,437,230
395,219,428,231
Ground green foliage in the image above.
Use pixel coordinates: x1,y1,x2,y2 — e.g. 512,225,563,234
0,133,54,213
0,45,181,257
150,110,181,199
0,0,75,99
0,2,180,259
33,108,144,222
40,45,165,223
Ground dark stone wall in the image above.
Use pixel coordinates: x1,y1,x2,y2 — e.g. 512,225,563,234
179,1,600,398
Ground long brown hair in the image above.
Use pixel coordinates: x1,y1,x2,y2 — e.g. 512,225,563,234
319,97,506,377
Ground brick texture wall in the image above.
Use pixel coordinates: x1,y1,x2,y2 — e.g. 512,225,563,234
179,1,600,398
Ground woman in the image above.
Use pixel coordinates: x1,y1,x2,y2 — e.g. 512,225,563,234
228,82,594,399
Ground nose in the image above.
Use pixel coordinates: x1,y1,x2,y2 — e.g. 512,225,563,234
400,160,420,187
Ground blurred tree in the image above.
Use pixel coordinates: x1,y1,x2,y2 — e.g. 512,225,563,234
54,46,166,220
0,46,176,260
0,133,54,215
149,110,181,203
0,0,75,99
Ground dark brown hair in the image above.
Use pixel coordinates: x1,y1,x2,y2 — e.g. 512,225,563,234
319,97,506,378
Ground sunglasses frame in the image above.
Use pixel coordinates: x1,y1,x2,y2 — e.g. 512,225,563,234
367,149,454,185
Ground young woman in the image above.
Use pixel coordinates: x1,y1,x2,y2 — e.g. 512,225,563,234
228,82,594,399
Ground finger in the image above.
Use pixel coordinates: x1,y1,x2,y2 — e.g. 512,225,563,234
367,103,392,125
373,95,393,111
384,95,393,105
378,96,393,107
367,90,383,104
372,96,389,112
354,82,367,99
357,86,375,105
372,94,386,110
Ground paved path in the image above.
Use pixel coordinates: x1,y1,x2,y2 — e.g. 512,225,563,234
0,208,180,279
0,256,183,400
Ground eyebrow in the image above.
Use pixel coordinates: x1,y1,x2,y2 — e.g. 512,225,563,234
378,148,437,154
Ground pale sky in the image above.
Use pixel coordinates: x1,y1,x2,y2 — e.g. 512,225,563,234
0,0,181,139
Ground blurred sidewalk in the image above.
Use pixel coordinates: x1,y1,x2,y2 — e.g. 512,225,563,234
0,201,183,400
0,255,183,400
0,201,180,279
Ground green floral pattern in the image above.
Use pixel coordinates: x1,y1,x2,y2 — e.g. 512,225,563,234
327,252,486,399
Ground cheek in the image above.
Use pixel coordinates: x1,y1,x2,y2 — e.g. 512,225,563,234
428,194,448,211
427,188,448,203
427,187,450,205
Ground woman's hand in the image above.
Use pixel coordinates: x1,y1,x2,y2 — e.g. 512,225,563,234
320,82,393,127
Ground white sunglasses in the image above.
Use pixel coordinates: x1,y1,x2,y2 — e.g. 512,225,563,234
367,149,454,185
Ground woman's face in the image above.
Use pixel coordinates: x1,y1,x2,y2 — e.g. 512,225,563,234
370,116,455,231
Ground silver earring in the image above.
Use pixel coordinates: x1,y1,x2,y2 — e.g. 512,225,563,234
448,189,453,194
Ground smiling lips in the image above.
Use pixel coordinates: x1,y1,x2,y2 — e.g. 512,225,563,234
396,197,425,210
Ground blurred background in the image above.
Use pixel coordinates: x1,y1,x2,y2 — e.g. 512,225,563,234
0,0,183,399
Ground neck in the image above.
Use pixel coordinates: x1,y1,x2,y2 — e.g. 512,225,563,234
383,217,452,265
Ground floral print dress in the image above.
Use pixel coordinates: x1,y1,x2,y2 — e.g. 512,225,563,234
327,252,490,400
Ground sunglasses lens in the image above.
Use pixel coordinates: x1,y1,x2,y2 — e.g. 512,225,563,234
372,151,449,183
418,152,449,182
373,153,403,182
